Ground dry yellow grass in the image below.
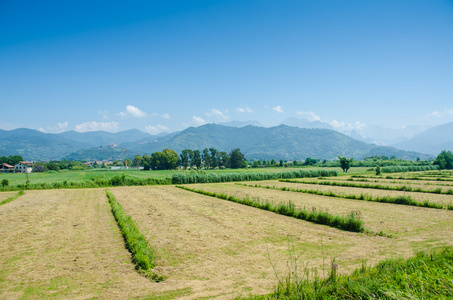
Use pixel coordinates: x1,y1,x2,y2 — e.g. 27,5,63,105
1,180,452,299
0,191,18,201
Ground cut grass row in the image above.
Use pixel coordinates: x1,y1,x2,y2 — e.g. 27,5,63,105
281,178,453,195
239,183,453,210
0,190,24,206
246,248,453,299
176,185,364,233
105,189,162,281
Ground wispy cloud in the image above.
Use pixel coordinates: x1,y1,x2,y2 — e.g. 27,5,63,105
205,108,229,120
117,105,146,118
192,116,207,126
98,110,109,120
39,121,69,133
144,124,170,135
426,109,453,119
272,105,284,113
297,111,321,122
162,113,170,119
330,120,366,131
74,121,119,132
237,107,253,113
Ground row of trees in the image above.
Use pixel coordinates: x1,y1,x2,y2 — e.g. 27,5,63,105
130,148,247,170
0,155,23,166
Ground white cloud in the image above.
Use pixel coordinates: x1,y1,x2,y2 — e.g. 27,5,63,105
118,105,146,118
192,116,207,126
144,124,170,135
330,119,366,131
426,109,453,119
74,121,119,132
38,121,69,133
297,111,321,122
205,108,229,120
237,107,253,113
272,105,284,113
162,113,170,119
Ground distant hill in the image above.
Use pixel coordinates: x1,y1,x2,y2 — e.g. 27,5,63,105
1,124,432,161
280,117,334,130
0,128,150,161
124,124,429,161
64,144,138,161
0,128,86,161
57,129,150,148
392,122,453,155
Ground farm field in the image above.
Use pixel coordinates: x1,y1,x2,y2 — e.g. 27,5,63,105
0,170,452,299
0,166,365,188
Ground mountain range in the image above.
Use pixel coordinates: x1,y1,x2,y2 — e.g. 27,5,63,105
1,122,444,161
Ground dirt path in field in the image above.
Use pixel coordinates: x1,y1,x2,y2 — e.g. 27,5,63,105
0,189,155,299
189,183,453,245
110,186,407,299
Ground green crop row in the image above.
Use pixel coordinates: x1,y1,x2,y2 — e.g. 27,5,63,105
380,165,439,173
0,190,24,206
176,185,364,233
283,178,453,195
171,169,337,184
242,183,453,210
105,189,162,281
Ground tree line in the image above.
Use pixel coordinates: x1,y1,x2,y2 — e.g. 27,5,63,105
131,148,247,170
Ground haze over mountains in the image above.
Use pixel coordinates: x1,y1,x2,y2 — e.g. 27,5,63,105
1,119,450,161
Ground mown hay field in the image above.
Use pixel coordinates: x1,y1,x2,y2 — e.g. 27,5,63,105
1,170,452,299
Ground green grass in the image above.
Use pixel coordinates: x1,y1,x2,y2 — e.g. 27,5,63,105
243,247,453,299
289,178,453,195
0,190,24,206
176,185,364,233
243,182,453,210
105,189,162,281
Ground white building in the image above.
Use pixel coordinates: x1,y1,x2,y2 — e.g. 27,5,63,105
14,161,32,173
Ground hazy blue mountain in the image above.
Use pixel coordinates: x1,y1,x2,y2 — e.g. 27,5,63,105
218,120,263,127
0,128,86,161
280,117,334,130
392,122,453,155
64,144,138,161
124,124,429,160
58,129,150,148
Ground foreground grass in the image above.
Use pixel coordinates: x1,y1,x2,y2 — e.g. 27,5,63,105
105,189,161,281
0,190,24,206
244,247,453,299
176,185,364,233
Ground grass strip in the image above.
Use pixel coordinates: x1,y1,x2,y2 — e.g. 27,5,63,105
0,190,24,206
245,248,453,299
176,185,364,233
282,178,453,195
105,189,161,280
240,183,453,210
171,169,337,184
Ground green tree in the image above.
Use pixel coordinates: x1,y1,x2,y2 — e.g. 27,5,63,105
123,158,132,168
338,155,353,172
202,148,211,169
433,150,453,170
46,162,59,171
180,149,191,169
1,179,8,190
229,148,247,169
132,155,143,167
150,152,164,170
375,166,381,175
219,151,229,168
192,150,202,169
162,149,179,170
209,148,219,168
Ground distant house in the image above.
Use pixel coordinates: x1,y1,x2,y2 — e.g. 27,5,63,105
14,161,33,173
0,163,14,173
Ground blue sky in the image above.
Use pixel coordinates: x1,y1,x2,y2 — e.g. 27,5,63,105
1,0,452,135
